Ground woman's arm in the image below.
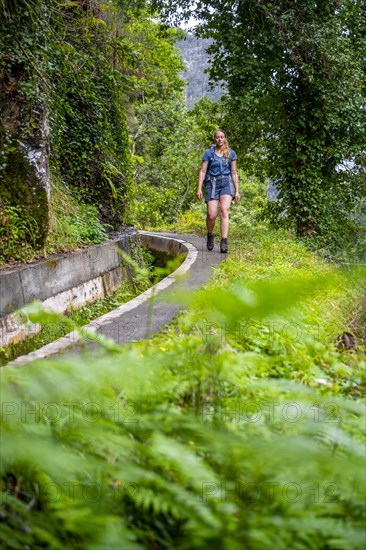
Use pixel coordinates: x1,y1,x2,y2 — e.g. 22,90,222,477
231,160,240,203
197,160,208,200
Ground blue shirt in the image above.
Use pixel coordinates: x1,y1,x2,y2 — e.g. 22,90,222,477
202,147,237,177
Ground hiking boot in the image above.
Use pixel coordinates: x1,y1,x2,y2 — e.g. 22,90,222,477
207,232,215,251
220,238,228,253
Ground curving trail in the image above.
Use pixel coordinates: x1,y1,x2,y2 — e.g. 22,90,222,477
97,232,224,345
8,232,225,367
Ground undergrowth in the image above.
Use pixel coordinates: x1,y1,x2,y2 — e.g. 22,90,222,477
0,179,109,268
1,218,365,549
46,180,109,254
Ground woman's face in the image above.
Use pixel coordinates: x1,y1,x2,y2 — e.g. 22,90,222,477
214,132,226,147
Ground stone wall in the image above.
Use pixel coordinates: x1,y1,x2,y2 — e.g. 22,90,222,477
0,231,141,347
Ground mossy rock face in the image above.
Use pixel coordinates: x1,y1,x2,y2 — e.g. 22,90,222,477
1,64,51,248
0,148,49,247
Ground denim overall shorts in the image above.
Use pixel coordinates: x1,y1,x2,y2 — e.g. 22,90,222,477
204,152,235,203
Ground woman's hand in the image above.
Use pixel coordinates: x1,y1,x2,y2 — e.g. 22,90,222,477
235,191,240,203
197,161,208,201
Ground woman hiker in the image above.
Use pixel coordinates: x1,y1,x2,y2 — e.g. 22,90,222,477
197,129,240,253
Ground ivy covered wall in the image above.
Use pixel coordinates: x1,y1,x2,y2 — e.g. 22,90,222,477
0,0,133,250
0,0,220,264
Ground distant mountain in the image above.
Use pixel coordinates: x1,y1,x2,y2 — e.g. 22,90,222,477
176,34,224,109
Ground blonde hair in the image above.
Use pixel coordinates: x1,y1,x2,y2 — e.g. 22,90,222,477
214,129,230,161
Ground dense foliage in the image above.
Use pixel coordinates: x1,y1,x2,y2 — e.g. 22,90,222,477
1,222,365,548
0,178,109,265
2,0,365,257
1,0,216,264
157,0,366,242
1,1,130,233
127,96,220,227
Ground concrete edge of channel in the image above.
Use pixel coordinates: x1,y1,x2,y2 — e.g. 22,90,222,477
4,234,198,369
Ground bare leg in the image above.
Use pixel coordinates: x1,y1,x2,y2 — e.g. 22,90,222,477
206,200,219,233
219,195,232,238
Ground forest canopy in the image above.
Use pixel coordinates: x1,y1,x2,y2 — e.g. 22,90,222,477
157,0,366,239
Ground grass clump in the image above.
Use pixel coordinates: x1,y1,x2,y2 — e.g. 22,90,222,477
46,180,109,253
